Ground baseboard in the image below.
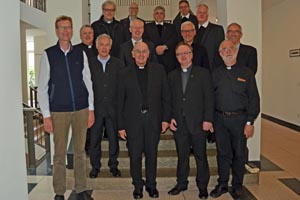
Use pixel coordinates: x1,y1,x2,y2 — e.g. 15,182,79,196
262,113,300,132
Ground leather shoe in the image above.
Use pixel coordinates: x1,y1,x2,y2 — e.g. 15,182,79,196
210,185,228,198
168,186,187,195
231,188,243,200
133,188,143,199
76,190,94,200
89,168,99,178
198,189,208,199
110,168,121,177
54,195,64,200
146,187,159,198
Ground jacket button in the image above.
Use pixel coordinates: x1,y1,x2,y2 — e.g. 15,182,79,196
182,97,186,101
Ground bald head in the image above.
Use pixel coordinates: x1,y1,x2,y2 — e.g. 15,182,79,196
132,42,150,67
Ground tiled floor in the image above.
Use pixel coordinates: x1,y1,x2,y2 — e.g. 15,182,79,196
28,119,300,200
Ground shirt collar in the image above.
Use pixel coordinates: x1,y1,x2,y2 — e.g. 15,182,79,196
97,55,110,63
155,21,164,26
181,65,192,72
132,38,142,46
198,21,209,28
181,13,190,19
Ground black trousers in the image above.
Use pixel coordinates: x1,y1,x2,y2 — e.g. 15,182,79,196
126,112,160,190
173,119,210,190
214,112,247,190
89,115,119,170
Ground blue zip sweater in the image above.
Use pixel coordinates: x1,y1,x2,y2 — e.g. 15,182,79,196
46,42,89,112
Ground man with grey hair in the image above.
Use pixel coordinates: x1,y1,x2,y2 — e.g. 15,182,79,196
119,18,157,67
88,34,124,179
92,0,125,57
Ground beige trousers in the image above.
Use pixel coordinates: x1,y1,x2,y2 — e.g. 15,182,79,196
51,108,88,195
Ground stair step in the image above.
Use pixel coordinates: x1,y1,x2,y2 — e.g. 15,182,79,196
66,168,258,190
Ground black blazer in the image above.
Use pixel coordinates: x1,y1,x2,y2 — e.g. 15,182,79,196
120,17,145,41
168,65,214,134
118,40,158,67
117,63,171,135
89,56,124,120
74,43,97,60
195,22,225,71
144,22,178,73
173,13,198,41
237,43,257,74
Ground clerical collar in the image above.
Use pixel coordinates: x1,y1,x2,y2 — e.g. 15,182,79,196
88,45,92,48
226,66,232,70
181,13,190,19
182,65,192,72
135,63,147,70
198,21,209,28
104,19,113,24
155,21,163,26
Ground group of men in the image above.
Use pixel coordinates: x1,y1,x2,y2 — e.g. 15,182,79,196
37,1,260,200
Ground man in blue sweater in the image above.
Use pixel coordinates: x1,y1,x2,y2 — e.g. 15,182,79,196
37,15,94,200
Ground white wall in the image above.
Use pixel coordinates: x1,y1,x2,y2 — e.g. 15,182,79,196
217,0,262,161
262,0,300,126
0,2,28,200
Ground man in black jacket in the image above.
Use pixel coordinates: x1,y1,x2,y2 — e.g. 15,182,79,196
168,42,214,199
118,42,171,199
91,0,125,57
88,34,124,179
75,25,97,59
144,6,177,73
210,40,260,200
119,19,157,67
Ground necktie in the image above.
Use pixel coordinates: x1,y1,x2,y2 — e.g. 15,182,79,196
157,24,163,36
198,25,206,42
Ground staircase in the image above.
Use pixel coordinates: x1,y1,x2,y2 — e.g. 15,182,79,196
66,131,258,190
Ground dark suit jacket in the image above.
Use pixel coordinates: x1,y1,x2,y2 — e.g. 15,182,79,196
118,40,158,67
74,43,97,60
195,22,225,71
89,56,124,121
173,13,198,41
144,22,178,73
237,44,257,74
120,16,145,41
168,65,214,134
117,63,171,136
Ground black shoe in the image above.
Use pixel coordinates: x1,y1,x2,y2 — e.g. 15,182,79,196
168,185,187,195
76,190,94,200
231,188,243,200
210,185,228,198
54,194,64,200
110,168,121,177
199,189,208,199
133,188,143,199
146,187,159,198
89,168,99,178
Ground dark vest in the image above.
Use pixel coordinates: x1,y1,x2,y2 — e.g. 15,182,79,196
46,43,89,112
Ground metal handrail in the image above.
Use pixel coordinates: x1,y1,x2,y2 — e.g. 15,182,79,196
20,0,46,12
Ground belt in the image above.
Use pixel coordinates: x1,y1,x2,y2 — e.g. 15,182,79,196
216,110,245,116
141,109,149,114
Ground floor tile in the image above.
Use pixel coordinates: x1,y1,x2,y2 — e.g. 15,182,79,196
279,178,300,196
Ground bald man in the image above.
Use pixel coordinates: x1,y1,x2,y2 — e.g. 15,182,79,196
118,42,171,199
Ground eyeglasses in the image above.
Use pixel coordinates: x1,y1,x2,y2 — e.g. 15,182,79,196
57,26,72,30
181,29,195,34
176,51,192,57
220,47,236,52
227,30,241,34
103,8,115,12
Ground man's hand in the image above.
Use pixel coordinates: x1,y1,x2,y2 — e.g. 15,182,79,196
156,45,167,55
88,110,95,128
43,117,53,133
202,121,214,132
244,124,254,138
170,118,177,131
161,122,170,134
119,130,127,140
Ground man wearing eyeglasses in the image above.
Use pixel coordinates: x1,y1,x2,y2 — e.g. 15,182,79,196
168,42,214,199
210,40,260,200
37,16,94,200
180,21,210,70
118,42,171,199
120,2,145,41
91,0,125,57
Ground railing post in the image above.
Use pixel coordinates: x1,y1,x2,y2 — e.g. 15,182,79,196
25,108,36,169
